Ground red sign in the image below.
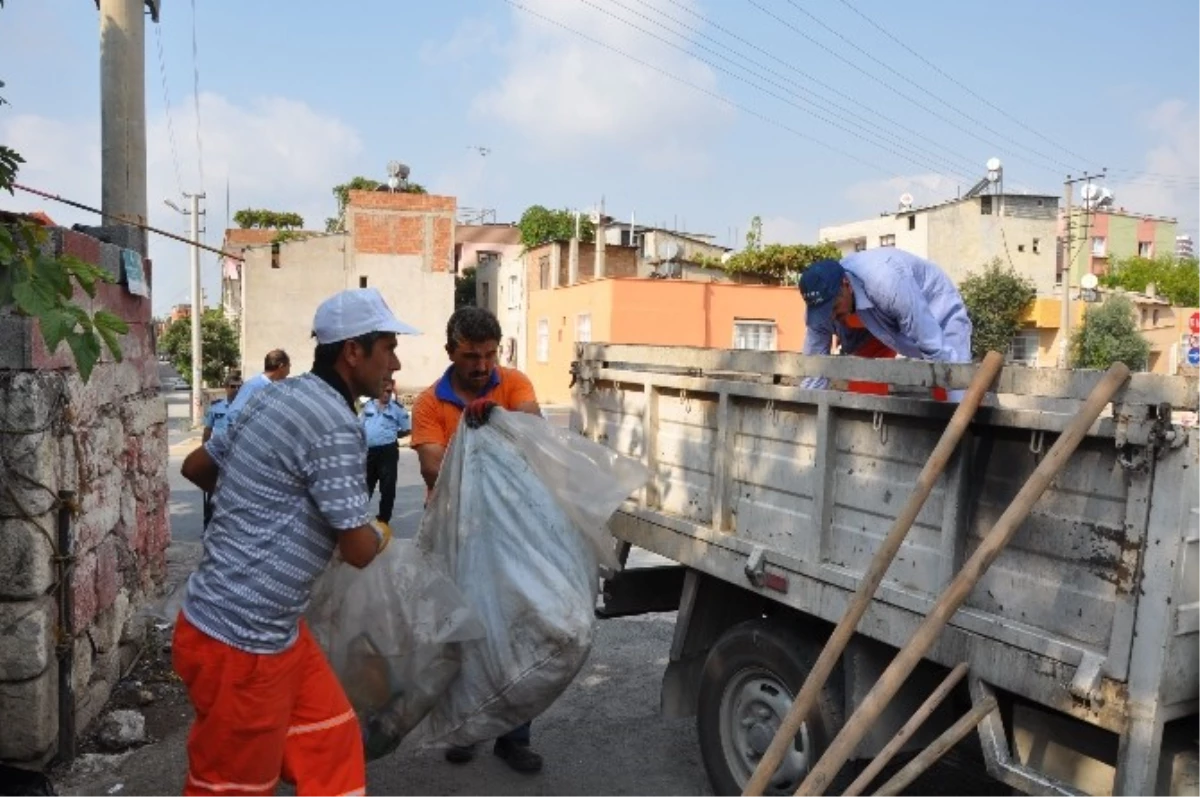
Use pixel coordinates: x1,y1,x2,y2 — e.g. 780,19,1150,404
1191,312,1200,335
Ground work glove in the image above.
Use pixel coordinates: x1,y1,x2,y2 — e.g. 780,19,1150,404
370,519,393,553
464,398,497,429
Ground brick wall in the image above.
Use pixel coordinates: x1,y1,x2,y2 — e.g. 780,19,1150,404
0,226,169,765
346,190,456,272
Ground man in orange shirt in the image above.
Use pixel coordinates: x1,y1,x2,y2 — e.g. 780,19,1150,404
410,306,544,774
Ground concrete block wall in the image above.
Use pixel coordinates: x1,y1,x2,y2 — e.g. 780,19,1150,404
0,226,169,765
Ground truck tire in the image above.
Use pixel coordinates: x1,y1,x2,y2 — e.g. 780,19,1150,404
697,619,844,796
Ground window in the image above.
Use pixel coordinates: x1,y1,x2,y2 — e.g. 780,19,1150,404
1092,237,1107,257
507,274,520,309
733,319,777,351
854,239,867,252
1007,329,1040,366
270,242,280,269
358,276,368,288
1138,241,1154,257
981,196,993,215
480,282,490,309
1033,238,1041,255
907,215,916,231
538,255,550,290
576,313,592,344
879,234,896,247
536,318,550,363
1018,244,1026,253
477,250,501,269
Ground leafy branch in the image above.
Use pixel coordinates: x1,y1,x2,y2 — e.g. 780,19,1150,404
693,241,841,283
325,176,428,233
517,205,594,250
0,77,128,381
233,208,304,230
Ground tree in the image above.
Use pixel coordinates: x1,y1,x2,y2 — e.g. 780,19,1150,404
694,241,842,284
0,74,127,382
1101,254,1199,307
1070,295,1150,371
233,208,304,230
455,266,477,309
517,205,594,249
325,176,428,233
158,307,241,387
959,259,1037,361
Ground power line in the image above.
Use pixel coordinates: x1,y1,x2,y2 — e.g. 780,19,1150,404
152,23,185,197
189,0,205,191
617,0,979,181
747,0,1065,176
502,0,896,177
652,0,980,179
568,0,970,181
833,0,1093,169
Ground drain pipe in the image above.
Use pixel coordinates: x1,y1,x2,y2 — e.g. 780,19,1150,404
55,490,77,765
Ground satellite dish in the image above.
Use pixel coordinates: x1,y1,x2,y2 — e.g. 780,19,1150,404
1081,273,1099,290
721,251,734,264
659,241,681,261
588,210,601,225
1081,184,1100,202
899,192,914,209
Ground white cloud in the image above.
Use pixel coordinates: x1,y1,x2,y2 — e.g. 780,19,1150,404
420,16,498,65
2,93,363,314
759,216,816,245
470,0,729,166
841,172,961,219
1108,100,1200,234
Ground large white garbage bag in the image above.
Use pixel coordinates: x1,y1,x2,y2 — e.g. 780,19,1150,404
414,409,649,747
307,539,485,760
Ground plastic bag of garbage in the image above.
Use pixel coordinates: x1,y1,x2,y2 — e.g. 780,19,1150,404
413,409,649,747
307,539,485,760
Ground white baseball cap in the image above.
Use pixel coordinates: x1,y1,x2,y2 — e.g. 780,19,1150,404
312,287,421,345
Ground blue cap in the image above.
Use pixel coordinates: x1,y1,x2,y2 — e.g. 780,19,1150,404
799,259,845,327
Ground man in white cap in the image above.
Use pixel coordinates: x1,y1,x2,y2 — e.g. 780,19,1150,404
175,287,418,797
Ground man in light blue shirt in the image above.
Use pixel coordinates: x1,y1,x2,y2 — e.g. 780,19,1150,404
800,249,972,399
362,377,411,524
222,348,291,431
200,375,242,529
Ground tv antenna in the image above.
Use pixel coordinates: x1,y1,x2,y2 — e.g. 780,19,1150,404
466,146,491,157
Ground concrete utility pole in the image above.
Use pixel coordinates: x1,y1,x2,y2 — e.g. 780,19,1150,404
189,193,205,428
99,0,151,254
1060,177,1073,369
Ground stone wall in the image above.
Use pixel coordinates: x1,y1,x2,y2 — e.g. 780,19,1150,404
0,225,169,765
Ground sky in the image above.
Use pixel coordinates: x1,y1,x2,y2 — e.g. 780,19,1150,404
1,0,1197,316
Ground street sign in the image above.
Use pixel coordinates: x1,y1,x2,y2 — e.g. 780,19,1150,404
1190,334,1200,350
1189,348,1200,367
1190,311,1200,335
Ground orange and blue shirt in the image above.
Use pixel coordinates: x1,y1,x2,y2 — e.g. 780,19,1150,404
411,366,537,449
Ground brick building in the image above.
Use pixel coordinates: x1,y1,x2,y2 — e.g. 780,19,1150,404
235,190,456,391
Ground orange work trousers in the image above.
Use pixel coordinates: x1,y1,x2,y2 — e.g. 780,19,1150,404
845,321,948,401
172,613,365,796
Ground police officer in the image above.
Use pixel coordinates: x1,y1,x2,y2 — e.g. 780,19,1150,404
362,377,411,525
201,375,242,528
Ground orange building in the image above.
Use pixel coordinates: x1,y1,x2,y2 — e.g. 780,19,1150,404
525,278,807,403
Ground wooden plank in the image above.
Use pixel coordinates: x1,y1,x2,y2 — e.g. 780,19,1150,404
576,343,1199,409
710,390,735,531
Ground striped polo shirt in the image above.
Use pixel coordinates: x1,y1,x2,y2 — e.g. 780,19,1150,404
182,369,370,654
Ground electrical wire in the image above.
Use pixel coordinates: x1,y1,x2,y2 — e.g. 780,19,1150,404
651,0,980,179
190,0,205,191
575,0,972,181
779,0,1079,173
617,0,980,181
747,0,1066,176
502,0,897,177
153,23,185,198
833,0,1093,169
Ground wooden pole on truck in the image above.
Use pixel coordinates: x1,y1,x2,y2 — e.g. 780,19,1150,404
794,362,1131,796
841,663,969,796
871,695,998,796
742,351,1004,796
